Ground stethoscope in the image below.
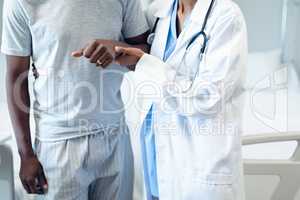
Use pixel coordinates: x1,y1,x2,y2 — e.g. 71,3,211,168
147,0,215,93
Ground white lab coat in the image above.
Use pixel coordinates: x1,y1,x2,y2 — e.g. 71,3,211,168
134,0,248,199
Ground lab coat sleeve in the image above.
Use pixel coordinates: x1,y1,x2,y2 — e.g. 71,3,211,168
135,11,248,117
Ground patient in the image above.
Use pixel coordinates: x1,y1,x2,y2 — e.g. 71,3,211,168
2,0,148,199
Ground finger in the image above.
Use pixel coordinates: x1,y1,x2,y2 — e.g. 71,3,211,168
90,45,106,64
115,46,139,56
35,178,44,194
71,49,84,57
115,55,126,65
114,50,124,58
98,58,109,68
21,179,31,194
98,52,111,66
103,55,114,68
83,41,98,58
96,58,104,67
37,169,48,194
107,56,114,66
102,57,113,68
114,46,129,55
115,55,137,66
104,54,114,66
27,179,37,194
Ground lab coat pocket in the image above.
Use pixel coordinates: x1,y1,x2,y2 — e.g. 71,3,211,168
181,173,235,200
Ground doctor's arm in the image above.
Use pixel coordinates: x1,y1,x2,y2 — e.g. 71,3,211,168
116,12,247,116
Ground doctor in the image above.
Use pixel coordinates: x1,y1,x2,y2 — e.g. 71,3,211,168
116,0,247,199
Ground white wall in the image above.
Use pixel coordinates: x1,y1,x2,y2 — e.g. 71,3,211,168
294,3,300,74
236,0,283,52
285,0,300,77
235,0,300,81
0,0,6,103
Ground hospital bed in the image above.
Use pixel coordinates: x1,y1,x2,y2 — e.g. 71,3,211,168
243,133,300,200
0,145,15,200
240,66,300,200
237,0,300,198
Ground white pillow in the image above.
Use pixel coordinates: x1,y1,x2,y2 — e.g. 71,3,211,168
244,49,282,90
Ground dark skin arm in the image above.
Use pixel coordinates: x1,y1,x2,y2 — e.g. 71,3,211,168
72,31,150,70
124,31,149,46
6,55,48,194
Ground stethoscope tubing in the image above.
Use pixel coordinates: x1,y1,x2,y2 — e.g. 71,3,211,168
148,0,216,94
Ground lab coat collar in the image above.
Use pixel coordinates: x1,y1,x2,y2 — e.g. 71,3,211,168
163,0,216,65
150,0,216,63
150,0,215,20
190,0,216,23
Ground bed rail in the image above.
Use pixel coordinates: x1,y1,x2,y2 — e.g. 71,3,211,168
243,132,300,200
0,135,12,144
0,145,15,200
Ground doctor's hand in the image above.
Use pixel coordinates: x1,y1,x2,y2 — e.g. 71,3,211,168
20,155,48,194
72,40,115,68
114,46,145,70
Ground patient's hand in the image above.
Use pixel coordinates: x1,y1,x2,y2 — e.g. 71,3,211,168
114,46,145,70
72,39,115,68
20,155,48,194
